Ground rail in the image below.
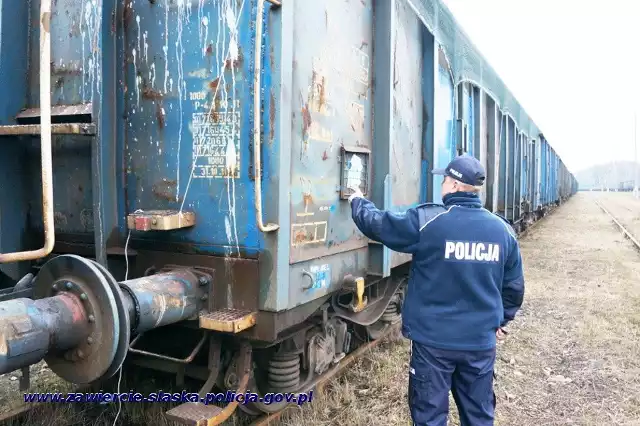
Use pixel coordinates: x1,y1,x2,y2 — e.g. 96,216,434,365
0,0,55,263
594,199,640,250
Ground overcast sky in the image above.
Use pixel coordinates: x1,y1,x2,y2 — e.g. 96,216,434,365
440,0,640,174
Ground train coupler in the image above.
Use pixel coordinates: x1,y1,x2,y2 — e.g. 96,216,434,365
343,275,368,313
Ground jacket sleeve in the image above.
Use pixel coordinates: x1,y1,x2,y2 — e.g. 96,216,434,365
501,238,525,327
350,197,421,254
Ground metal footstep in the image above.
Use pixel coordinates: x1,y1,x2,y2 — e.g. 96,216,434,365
165,343,252,426
166,403,224,426
199,309,257,333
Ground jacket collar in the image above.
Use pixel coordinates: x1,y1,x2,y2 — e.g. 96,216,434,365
443,191,483,208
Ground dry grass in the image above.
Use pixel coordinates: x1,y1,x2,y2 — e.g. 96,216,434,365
4,192,640,425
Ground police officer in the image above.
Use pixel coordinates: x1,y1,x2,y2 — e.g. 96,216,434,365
348,154,525,426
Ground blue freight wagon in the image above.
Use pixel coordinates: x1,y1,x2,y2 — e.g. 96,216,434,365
0,0,577,423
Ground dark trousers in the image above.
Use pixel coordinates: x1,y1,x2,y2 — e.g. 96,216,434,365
408,340,496,426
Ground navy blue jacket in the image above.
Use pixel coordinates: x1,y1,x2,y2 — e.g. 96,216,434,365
351,192,525,351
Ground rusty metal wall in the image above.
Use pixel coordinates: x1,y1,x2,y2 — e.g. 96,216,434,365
122,0,265,257
28,0,99,108
288,0,373,265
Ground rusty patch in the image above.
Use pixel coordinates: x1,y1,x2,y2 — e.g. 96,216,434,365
209,110,221,123
303,193,313,209
152,179,177,202
142,87,164,100
309,71,327,114
294,228,311,244
224,49,243,70
322,150,328,161
301,104,312,137
205,44,214,70
207,96,224,123
123,0,133,30
269,90,276,144
209,77,220,93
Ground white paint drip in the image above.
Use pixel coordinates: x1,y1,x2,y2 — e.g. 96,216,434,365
136,15,141,61
179,0,247,262
80,1,86,100
202,16,209,57
143,31,149,63
163,0,169,94
132,49,140,107
149,63,156,89
83,1,98,103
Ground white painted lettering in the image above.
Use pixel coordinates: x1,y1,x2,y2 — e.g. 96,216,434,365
444,241,501,262
445,241,456,259
449,168,463,179
491,245,500,261
455,242,464,259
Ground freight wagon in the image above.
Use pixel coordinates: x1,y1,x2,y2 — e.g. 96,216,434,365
0,0,577,423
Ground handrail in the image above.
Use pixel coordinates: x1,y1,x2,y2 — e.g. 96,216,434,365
0,0,55,263
252,0,279,232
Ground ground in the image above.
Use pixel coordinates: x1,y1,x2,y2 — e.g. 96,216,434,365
2,192,640,425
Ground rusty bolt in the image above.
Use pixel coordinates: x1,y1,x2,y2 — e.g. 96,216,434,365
87,336,94,345
65,282,73,290
88,314,95,323
198,276,208,286
80,293,88,301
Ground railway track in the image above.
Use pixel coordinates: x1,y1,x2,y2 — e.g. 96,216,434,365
594,199,640,251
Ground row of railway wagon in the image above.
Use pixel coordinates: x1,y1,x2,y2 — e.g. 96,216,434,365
0,0,577,423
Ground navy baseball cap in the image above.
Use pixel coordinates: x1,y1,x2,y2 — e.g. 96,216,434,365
431,155,486,186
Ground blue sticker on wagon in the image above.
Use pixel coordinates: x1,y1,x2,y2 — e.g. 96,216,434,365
309,264,331,290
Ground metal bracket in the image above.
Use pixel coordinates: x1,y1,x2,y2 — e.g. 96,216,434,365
126,210,195,231
128,331,208,364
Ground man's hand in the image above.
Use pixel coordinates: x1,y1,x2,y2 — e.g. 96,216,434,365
348,184,364,203
496,327,507,341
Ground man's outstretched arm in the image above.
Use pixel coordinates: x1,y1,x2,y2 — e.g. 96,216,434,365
350,195,421,254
